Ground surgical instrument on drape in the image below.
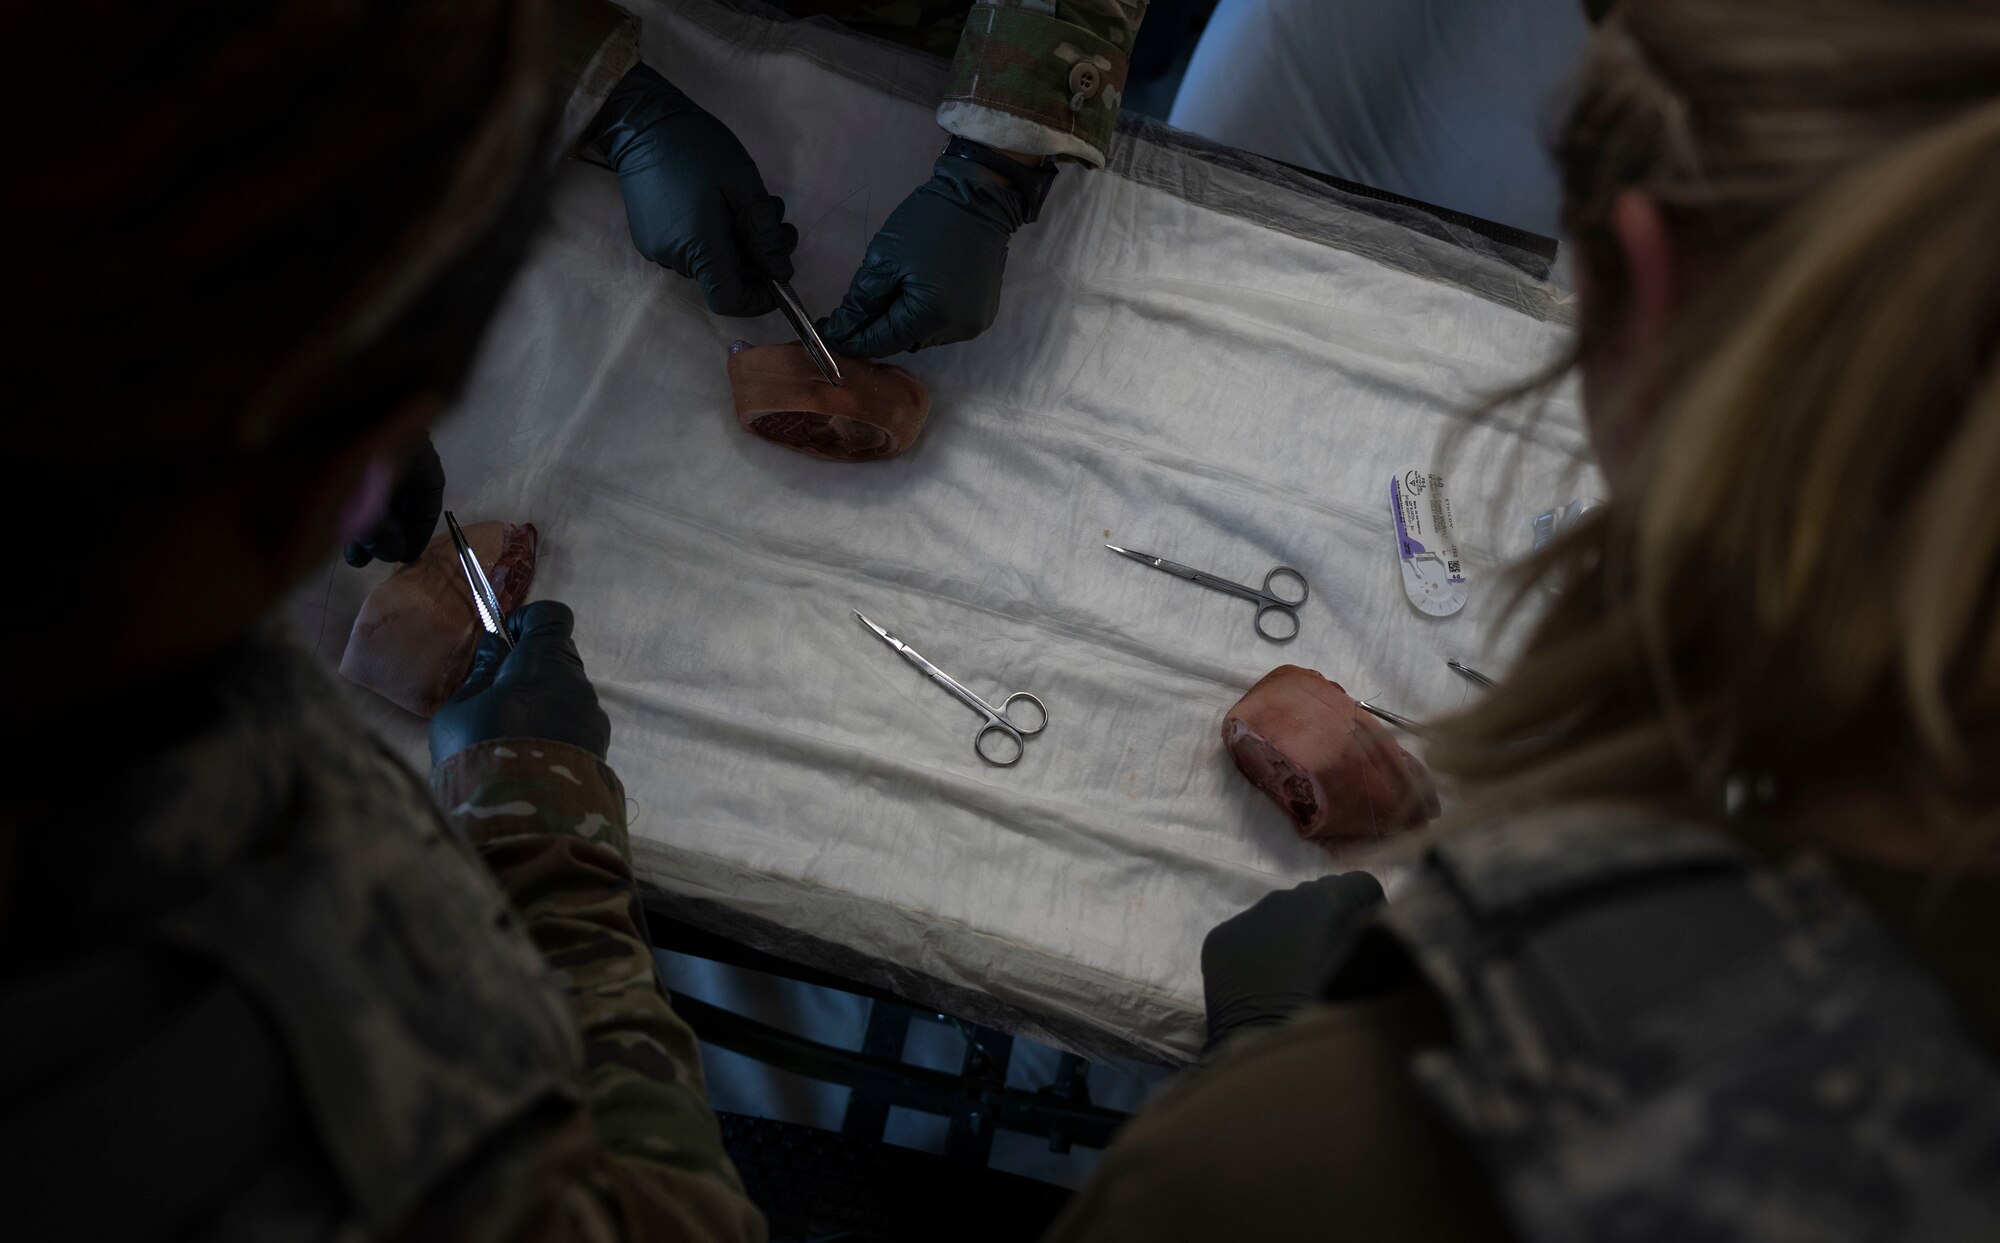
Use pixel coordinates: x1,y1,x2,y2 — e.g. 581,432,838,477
853,610,1048,765
1105,544,1310,642
1447,659,1496,688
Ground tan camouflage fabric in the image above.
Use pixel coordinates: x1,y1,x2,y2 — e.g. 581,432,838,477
787,1,1150,166
1381,807,2000,1243
0,625,762,1240
432,738,767,1242
571,1,1149,166
1048,807,2000,1243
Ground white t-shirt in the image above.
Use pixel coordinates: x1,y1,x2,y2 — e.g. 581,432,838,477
1168,0,1589,238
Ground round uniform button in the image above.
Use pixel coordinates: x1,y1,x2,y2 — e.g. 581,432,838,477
1068,61,1102,100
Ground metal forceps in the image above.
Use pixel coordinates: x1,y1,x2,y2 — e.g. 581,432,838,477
1106,545,1310,642
1358,700,1421,732
1360,660,1497,732
853,611,1048,766
445,511,510,651
770,278,844,387
1447,658,1496,688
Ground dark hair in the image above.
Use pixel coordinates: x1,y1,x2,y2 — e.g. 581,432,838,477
8,0,556,480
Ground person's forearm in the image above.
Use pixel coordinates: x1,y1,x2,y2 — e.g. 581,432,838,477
936,0,1149,168
434,740,764,1241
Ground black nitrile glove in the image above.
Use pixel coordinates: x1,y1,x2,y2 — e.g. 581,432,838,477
344,435,445,567
1200,872,1387,1054
816,154,1034,357
429,600,612,767
589,62,797,316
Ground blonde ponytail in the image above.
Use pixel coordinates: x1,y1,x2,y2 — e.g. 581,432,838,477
1432,7,2000,857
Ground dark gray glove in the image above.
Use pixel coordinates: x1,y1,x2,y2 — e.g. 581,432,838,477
1201,872,1387,1054
343,436,444,567
816,153,1035,357
589,63,796,316
429,601,611,767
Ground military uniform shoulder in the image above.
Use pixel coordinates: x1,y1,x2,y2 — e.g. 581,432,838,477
1375,805,2000,1243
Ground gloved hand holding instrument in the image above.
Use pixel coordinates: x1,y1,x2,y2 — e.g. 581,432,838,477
819,138,1056,358
1201,872,1388,1054
588,63,798,317
429,596,612,768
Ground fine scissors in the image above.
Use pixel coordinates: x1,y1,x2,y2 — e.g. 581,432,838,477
770,278,844,387
853,610,1048,766
445,510,511,651
1106,545,1310,642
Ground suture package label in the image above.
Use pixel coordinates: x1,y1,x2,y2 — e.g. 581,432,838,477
1390,467,1468,618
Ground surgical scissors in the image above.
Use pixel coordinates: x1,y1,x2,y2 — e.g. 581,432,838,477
1106,544,1310,642
853,611,1048,766
445,511,510,651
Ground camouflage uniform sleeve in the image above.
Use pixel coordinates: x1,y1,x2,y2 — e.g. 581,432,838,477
431,738,767,1243
552,0,643,156
936,1,1150,167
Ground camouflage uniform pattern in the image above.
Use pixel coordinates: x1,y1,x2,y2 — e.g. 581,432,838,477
787,1,1150,167
577,1,1148,168
0,625,762,1240
429,738,766,1242
937,0,1148,166
1375,805,2000,1243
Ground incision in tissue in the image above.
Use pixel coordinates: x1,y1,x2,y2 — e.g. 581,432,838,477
1222,665,1441,841
726,340,931,462
339,520,538,718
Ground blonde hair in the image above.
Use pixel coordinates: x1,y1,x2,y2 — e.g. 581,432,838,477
1430,1,2000,856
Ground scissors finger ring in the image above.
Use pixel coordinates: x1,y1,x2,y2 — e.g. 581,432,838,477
1254,604,1301,643
1108,545,1311,644
974,694,1048,766
856,611,1051,767
1263,566,1309,606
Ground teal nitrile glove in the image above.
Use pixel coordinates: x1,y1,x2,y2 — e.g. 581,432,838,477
429,601,611,768
817,154,1034,357
1200,872,1388,1055
588,63,797,317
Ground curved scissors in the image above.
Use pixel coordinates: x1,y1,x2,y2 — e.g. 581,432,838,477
1106,545,1310,642
853,611,1049,766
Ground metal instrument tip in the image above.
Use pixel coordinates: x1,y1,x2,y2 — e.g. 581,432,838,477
772,278,843,387
1446,658,1497,688
1358,697,1422,732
